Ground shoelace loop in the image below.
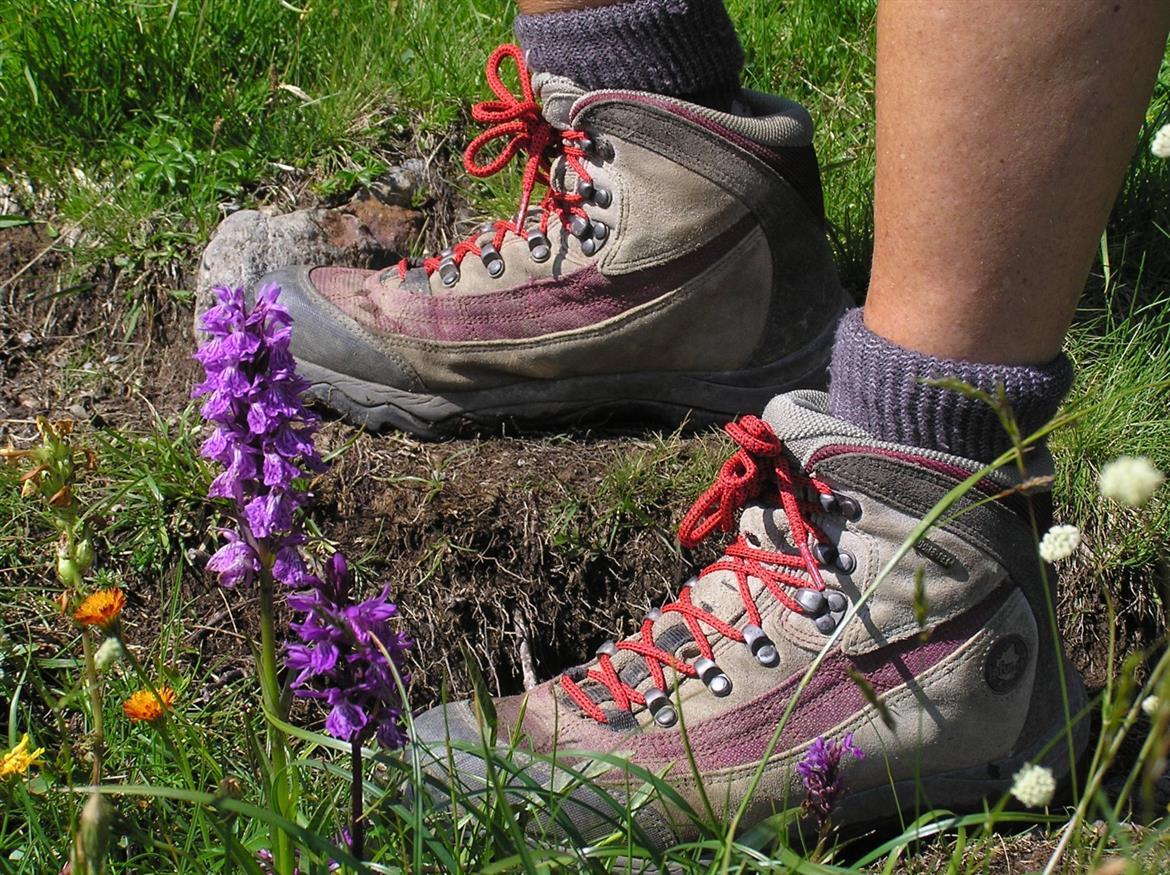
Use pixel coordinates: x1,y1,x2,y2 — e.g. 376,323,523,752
397,44,593,281
562,416,837,725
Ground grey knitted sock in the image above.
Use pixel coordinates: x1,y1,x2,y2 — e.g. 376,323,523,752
514,0,743,109
827,309,1074,463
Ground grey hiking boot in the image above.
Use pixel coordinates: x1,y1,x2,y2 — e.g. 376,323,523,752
410,390,1088,849
257,44,848,437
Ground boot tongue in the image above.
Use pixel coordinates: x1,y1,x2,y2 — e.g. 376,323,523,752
533,72,586,130
760,390,871,468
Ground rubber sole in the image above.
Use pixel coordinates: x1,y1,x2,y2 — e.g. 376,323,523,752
297,306,844,438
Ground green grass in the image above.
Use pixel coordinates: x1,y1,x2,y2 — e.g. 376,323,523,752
0,0,881,296
2,0,1170,872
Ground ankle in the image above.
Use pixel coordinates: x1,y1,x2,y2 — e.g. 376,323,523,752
827,308,1074,463
513,0,744,109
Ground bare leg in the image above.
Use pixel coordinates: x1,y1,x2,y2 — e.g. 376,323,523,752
865,1,1170,366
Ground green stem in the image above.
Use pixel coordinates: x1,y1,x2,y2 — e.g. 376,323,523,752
351,739,364,862
258,563,295,875
80,631,104,785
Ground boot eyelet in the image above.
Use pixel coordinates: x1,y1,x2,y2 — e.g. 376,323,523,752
479,243,504,277
592,221,608,242
569,214,592,239
834,550,856,574
644,688,677,727
795,588,828,617
527,232,551,263
814,613,838,635
595,640,619,659
576,178,594,199
837,495,862,521
580,237,597,256
813,543,838,566
742,624,779,667
438,259,459,287
592,187,612,209
595,138,615,162
694,657,732,697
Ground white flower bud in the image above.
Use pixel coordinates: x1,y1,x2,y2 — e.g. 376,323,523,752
1152,123,1170,160
94,637,125,672
1038,524,1080,563
1142,695,1159,717
1011,763,1056,808
1099,456,1165,507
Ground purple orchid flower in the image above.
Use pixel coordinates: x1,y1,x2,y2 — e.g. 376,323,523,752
796,732,864,831
193,285,323,588
285,552,411,750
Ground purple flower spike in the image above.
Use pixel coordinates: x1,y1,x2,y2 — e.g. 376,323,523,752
194,285,324,588
796,732,864,831
285,552,411,749
206,531,260,588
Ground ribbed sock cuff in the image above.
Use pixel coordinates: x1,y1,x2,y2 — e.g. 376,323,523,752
514,0,743,105
827,309,1074,463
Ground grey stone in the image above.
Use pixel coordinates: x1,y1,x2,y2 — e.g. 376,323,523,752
194,181,422,335
366,158,427,207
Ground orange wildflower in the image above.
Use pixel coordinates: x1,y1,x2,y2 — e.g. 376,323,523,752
122,687,177,723
73,589,125,628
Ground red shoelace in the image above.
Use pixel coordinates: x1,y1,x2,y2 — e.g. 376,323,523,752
561,415,836,724
397,44,593,281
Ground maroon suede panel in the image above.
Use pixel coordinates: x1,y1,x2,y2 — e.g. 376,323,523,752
629,589,1003,772
312,266,377,297
313,214,755,342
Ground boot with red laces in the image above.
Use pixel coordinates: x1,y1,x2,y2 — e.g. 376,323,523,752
258,44,848,436
411,390,1088,848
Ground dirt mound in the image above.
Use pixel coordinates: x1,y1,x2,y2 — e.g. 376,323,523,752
312,427,724,704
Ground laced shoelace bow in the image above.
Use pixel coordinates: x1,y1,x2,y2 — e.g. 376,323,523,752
561,416,838,725
397,44,594,281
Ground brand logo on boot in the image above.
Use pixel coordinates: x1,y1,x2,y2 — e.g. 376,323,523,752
913,537,958,569
985,634,1029,693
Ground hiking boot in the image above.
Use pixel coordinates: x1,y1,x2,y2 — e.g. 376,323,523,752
410,390,1088,849
257,44,848,437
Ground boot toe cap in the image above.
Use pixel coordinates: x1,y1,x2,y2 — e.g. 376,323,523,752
249,266,424,393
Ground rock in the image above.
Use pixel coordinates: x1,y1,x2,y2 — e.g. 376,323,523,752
194,182,423,335
366,158,427,207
